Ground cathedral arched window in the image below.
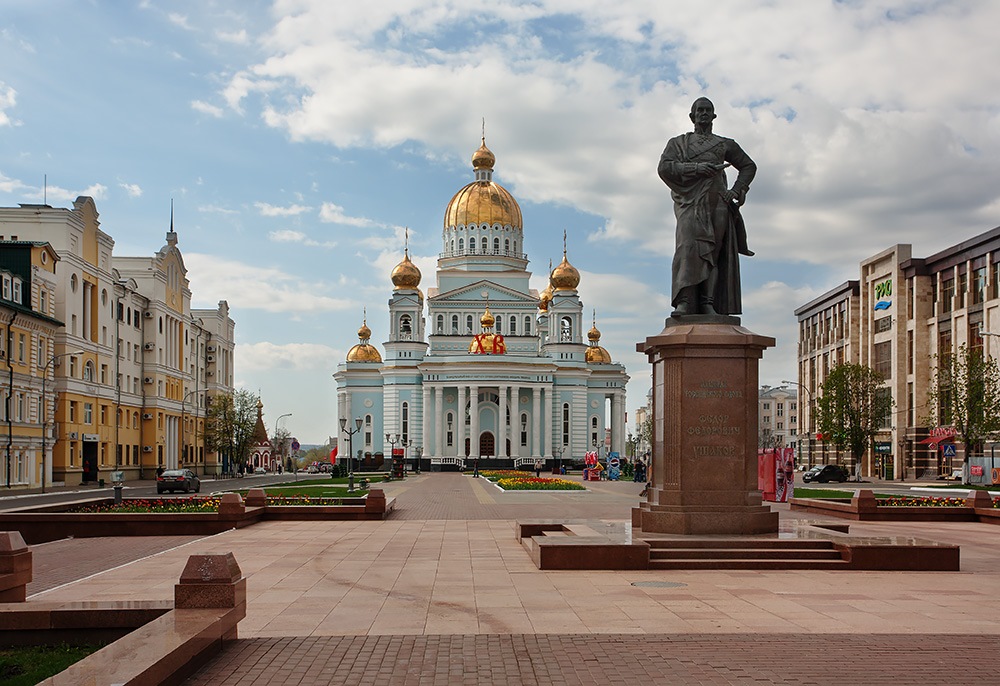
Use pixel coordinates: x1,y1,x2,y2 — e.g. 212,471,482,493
563,404,571,446
470,237,477,253
493,237,500,254
364,414,373,448
400,315,412,339
495,318,501,333
520,413,528,447
436,314,444,333
524,316,531,334
466,314,474,333
446,412,454,446
401,402,409,443
560,316,573,342
458,238,464,253
451,315,459,334
504,238,510,254
509,316,516,334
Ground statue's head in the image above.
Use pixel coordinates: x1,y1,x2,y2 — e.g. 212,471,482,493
689,97,716,125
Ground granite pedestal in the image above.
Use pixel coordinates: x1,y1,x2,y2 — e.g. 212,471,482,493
634,318,778,535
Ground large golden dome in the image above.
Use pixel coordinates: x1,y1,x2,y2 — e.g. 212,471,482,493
444,139,522,229
347,319,382,363
469,304,506,354
391,250,421,290
551,251,580,291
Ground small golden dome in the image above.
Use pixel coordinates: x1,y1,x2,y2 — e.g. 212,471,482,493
347,318,382,363
472,138,496,170
391,250,421,290
588,324,601,342
585,346,612,364
551,253,580,291
480,305,495,328
444,140,522,230
538,284,553,312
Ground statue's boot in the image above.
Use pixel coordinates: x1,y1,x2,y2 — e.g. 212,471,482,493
671,286,697,317
700,270,719,316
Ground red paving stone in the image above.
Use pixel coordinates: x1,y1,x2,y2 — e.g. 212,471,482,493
185,633,1000,685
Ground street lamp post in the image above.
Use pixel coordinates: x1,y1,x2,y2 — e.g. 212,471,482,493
40,349,85,494
274,413,292,473
552,444,564,474
782,379,814,469
341,416,363,492
180,389,201,474
385,432,400,479
402,438,413,473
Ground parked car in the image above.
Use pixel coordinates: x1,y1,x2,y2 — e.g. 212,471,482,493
254,466,266,474
801,464,849,484
156,469,201,494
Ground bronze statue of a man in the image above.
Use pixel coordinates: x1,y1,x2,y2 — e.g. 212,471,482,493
658,97,756,317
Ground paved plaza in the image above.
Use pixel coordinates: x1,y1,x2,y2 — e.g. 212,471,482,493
21,473,1000,684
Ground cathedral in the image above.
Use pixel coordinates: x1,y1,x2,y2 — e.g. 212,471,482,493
334,139,629,469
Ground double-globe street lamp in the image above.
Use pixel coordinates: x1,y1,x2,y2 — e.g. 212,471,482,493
274,412,292,472
40,349,84,494
340,416,363,492
385,432,400,478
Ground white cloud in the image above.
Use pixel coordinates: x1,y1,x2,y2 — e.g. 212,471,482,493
119,182,143,198
268,229,336,249
255,202,311,217
216,29,249,45
185,253,353,313
0,171,29,195
236,342,341,371
168,13,193,30
217,0,1000,270
0,82,18,127
198,204,240,215
191,100,224,118
318,202,379,228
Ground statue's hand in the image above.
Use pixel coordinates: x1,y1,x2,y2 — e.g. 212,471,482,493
695,162,724,177
724,188,747,206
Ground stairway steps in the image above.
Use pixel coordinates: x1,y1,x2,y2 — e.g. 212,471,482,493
650,547,842,561
643,538,837,550
648,558,850,570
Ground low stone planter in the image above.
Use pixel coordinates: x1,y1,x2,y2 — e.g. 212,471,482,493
790,489,1000,523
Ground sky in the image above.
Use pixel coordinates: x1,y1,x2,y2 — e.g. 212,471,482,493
3,1,1000,444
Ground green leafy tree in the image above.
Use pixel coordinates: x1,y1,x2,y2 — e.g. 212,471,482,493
927,343,1000,469
204,390,258,473
639,415,652,454
815,363,893,479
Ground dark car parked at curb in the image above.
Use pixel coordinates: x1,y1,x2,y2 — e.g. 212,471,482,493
157,469,201,494
802,464,849,484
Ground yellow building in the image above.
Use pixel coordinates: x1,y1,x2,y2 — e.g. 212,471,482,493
0,197,235,487
0,239,62,488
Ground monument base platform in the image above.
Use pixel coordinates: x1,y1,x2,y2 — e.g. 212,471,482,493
633,502,778,536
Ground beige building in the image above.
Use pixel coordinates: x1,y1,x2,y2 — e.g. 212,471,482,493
757,385,797,453
794,227,1000,480
0,197,235,488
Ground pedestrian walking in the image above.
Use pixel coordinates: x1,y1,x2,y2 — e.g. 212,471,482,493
534,459,543,477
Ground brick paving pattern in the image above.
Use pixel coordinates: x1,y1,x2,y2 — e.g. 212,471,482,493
186,633,1000,686
27,535,208,595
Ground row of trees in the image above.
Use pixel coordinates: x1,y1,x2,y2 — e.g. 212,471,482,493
814,344,1000,477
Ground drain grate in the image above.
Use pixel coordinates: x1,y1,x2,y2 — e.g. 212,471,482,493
631,581,687,589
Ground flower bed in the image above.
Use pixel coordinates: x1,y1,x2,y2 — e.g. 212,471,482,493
478,469,531,479
878,495,976,507
68,497,222,513
494,477,585,491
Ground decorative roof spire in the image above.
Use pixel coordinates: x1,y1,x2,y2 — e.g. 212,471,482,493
166,198,178,246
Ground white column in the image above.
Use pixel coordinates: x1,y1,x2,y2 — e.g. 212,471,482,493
498,385,508,457
470,385,480,458
612,392,624,456
511,385,520,459
532,386,541,458
543,386,552,459
434,386,443,458
457,385,467,457
422,385,431,458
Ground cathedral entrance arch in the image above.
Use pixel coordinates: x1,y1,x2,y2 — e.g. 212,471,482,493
480,432,495,457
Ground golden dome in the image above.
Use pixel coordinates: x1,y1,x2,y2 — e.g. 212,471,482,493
551,252,580,291
585,346,612,364
472,138,496,170
588,324,601,342
480,305,495,328
347,319,382,363
444,140,522,230
391,250,421,290
538,283,553,312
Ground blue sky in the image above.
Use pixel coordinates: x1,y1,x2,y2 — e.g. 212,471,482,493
3,1,1000,443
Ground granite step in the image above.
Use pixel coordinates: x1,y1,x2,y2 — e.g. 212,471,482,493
648,557,851,570
650,547,843,560
643,538,838,550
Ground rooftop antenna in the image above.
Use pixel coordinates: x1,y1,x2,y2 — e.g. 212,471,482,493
170,199,174,232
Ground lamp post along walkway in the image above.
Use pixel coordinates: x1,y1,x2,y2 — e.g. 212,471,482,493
340,417,363,492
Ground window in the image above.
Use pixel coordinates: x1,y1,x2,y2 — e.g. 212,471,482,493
69,401,77,422
40,289,47,315
364,414,372,447
957,272,967,309
873,340,892,379
940,278,954,314
524,316,531,335
70,273,78,293
452,315,459,334
446,412,454,447
467,315,474,333
3,275,12,300
520,413,528,446
470,237,477,252
12,278,21,303
510,316,516,335
763,403,770,410
17,333,25,362
15,393,23,422
562,404,570,445
100,405,107,425
458,238,464,252
560,316,572,342
777,404,784,417
402,402,409,443
400,315,412,339
84,402,93,425
437,314,444,334
973,267,987,305
493,237,500,253
505,238,510,254
83,361,95,382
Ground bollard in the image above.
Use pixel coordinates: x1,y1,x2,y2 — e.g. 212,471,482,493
0,531,32,602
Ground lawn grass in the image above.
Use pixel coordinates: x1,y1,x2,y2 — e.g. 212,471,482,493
0,644,103,685
792,488,855,499
921,483,998,491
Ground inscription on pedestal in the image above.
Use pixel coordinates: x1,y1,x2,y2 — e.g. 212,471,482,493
685,381,742,457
